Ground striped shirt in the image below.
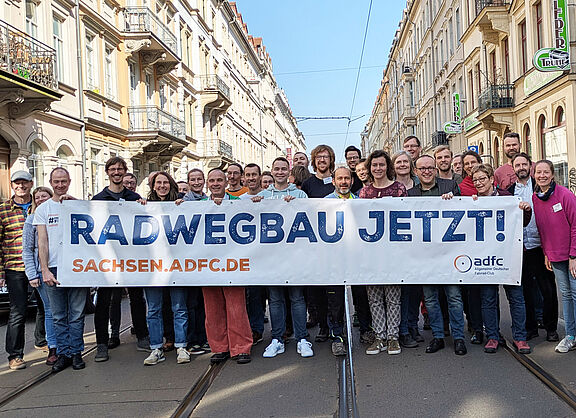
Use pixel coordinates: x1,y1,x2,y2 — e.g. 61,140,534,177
0,197,28,278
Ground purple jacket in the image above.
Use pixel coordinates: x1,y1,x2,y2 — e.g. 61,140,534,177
532,184,576,262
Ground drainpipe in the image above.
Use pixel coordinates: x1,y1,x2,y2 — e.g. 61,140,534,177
75,0,87,198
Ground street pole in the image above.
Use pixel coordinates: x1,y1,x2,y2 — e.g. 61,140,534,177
344,285,359,417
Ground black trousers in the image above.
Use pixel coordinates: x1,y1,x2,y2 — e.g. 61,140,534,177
306,286,328,330
522,247,558,333
351,285,372,333
34,288,46,347
462,285,483,332
5,270,28,360
95,287,148,344
326,286,345,338
186,287,206,346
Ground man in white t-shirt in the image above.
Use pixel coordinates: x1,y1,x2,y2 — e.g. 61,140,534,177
239,163,262,200
34,167,87,373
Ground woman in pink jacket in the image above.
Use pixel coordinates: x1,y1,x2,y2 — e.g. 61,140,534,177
532,160,576,354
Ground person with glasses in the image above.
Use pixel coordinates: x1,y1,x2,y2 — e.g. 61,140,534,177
344,145,363,194
469,164,531,354
403,136,422,160
408,155,466,355
301,145,336,343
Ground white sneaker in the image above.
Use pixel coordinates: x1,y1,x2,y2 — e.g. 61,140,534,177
144,348,165,365
177,347,191,364
555,336,576,353
297,339,314,358
263,339,285,358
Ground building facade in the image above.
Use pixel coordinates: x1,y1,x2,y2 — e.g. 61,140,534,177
366,0,576,189
0,0,305,200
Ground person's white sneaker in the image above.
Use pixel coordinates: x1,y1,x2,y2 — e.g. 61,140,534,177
555,336,576,353
177,347,191,364
263,339,285,358
143,348,165,365
297,339,314,358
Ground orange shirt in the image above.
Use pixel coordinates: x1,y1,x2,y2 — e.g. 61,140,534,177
226,186,249,197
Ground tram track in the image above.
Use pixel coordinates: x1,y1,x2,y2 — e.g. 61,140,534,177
503,343,576,411
170,361,226,418
0,324,132,409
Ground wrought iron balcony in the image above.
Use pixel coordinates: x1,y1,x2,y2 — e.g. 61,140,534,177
204,139,233,160
475,0,510,16
128,105,185,140
199,75,230,101
0,19,57,91
478,84,514,114
123,7,178,57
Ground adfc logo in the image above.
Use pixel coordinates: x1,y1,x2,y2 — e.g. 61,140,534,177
454,255,472,273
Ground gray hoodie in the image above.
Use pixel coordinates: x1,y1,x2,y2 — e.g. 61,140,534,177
257,183,308,199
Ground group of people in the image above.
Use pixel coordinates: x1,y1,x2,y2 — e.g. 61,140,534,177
0,132,574,373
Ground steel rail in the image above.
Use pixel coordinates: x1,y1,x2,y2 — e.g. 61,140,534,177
170,361,227,418
0,324,132,408
503,344,576,411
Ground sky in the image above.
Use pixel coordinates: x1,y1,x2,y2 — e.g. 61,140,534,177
235,1,406,163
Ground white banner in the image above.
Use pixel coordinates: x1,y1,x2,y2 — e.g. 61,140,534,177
57,197,523,286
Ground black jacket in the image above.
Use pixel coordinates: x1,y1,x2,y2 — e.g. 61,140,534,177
407,178,461,197
507,178,536,195
92,187,141,201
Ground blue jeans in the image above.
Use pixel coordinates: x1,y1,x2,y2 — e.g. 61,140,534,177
423,285,465,340
145,287,188,349
247,287,264,334
551,261,576,336
268,286,307,341
44,268,87,356
36,278,57,348
400,285,421,335
481,285,527,341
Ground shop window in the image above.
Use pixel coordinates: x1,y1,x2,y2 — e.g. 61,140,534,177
523,124,531,157
541,114,568,186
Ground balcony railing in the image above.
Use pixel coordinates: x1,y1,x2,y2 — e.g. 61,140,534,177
199,74,230,101
204,139,233,159
478,84,514,113
123,7,178,56
0,19,57,91
475,0,510,16
128,105,185,140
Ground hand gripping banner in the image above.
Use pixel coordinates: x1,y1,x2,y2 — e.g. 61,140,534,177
57,197,523,286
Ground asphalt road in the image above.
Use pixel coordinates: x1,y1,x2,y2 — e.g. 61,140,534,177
0,291,574,417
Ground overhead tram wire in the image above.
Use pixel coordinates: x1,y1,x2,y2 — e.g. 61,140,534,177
275,64,384,76
343,0,374,153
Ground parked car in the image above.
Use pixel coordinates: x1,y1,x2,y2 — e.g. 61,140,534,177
0,284,38,313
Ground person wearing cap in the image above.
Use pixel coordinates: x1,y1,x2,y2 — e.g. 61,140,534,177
0,170,35,370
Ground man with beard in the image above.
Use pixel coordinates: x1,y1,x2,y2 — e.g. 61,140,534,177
293,152,309,168
325,166,357,356
508,152,559,343
494,132,521,189
239,164,265,345
434,145,462,183
92,157,149,362
301,145,335,342
226,163,249,197
344,146,363,194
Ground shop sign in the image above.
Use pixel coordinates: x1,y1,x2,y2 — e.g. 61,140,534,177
533,0,570,72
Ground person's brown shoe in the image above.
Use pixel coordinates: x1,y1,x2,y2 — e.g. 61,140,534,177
46,348,58,366
9,357,26,370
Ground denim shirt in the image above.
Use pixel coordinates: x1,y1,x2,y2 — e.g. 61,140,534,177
514,178,541,250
